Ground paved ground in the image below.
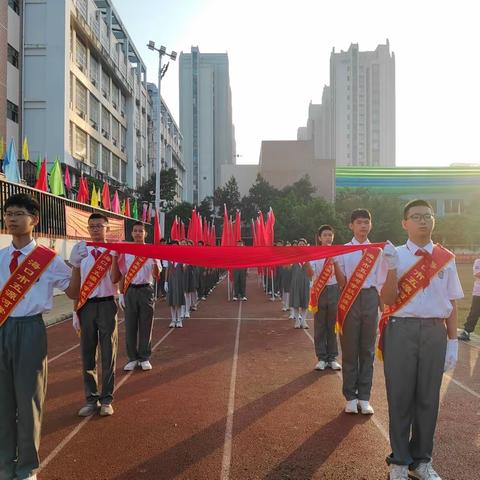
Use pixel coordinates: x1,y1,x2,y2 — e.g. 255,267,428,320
38,275,480,480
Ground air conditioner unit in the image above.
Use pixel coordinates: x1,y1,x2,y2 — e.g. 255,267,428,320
113,139,117,146
112,102,117,109
78,111,85,119
121,146,125,152
91,78,96,86
90,120,97,129
121,111,125,117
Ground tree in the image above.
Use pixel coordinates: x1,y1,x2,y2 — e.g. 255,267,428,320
241,174,280,222
281,175,316,204
136,168,178,209
213,176,241,215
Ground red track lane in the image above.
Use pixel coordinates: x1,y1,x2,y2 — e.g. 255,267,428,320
37,273,480,479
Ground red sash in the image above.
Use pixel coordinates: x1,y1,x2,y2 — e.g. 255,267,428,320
376,244,454,360
123,256,148,292
0,246,57,327
308,258,334,313
336,247,381,334
76,250,113,312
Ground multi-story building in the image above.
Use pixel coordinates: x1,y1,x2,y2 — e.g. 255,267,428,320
22,0,151,189
1,0,22,154
298,41,395,167
147,82,185,202
179,46,236,204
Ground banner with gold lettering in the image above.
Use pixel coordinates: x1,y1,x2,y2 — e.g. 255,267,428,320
308,258,334,314
123,256,148,292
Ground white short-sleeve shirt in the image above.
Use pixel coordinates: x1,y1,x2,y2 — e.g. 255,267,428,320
310,259,337,286
80,246,118,298
393,239,464,318
120,253,160,285
472,259,480,297
0,240,71,317
337,238,388,292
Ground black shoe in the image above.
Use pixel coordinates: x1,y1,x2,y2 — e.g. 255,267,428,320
458,330,471,341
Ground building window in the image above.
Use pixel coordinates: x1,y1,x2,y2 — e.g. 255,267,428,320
101,146,110,173
102,106,110,139
121,126,127,152
112,154,120,179
8,0,20,14
90,137,99,167
120,93,126,116
74,127,87,160
89,93,100,129
75,37,87,73
75,79,87,118
7,100,18,123
101,70,110,99
90,54,99,86
7,44,19,68
112,83,119,109
111,118,119,146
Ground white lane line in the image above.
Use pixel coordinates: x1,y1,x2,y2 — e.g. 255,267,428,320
38,328,175,473
48,319,125,365
220,300,242,480
302,328,390,443
443,374,480,399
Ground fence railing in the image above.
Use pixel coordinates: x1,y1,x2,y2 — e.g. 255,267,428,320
0,176,152,240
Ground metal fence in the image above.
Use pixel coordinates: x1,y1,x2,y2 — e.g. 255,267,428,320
0,176,152,240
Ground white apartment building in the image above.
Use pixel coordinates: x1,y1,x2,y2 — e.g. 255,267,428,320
2,0,22,153
23,0,151,189
147,82,185,202
179,46,236,204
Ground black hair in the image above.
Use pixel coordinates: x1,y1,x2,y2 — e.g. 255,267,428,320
317,224,334,236
88,212,109,223
4,193,40,216
169,239,179,245
132,221,145,229
403,199,434,220
350,209,371,223
197,240,204,245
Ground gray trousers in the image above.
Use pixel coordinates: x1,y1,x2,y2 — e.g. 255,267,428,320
124,285,155,362
314,285,339,362
0,315,47,480
79,299,118,405
339,287,379,401
383,317,447,467
233,269,247,298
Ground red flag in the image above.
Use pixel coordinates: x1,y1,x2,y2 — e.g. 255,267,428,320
221,205,231,246
251,219,257,246
170,216,178,241
265,207,275,246
34,159,48,192
180,221,186,240
124,198,131,217
153,208,162,244
101,182,111,211
83,177,90,203
64,166,72,191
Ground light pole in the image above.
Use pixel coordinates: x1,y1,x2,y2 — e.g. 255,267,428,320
147,41,176,232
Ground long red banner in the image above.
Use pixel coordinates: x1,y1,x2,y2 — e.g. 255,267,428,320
87,242,386,269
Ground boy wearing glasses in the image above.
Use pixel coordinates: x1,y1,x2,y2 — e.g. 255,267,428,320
69,213,122,417
380,199,463,480
0,193,80,480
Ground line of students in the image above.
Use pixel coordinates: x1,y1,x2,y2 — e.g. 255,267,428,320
0,194,465,480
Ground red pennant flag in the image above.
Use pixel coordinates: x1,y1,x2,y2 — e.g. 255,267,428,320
64,165,72,191
124,198,131,217
34,159,48,192
180,221,186,240
221,205,230,246
170,216,178,241
101,182,111,211
153,208,162,244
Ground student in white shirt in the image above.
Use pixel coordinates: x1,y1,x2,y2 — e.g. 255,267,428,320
119,221,160,372
458,257,480,341
0,193,80,480
381,199,463,480
335,209,388,415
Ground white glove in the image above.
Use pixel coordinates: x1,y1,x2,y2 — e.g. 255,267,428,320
444,339,458,371
382,241,399,270
69,241,88,267
164,281,169,293
118,293,125,310
72,311,80,333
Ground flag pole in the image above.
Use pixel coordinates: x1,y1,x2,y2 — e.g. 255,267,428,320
271,270,275,301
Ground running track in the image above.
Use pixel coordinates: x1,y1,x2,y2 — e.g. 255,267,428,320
38,274,480,479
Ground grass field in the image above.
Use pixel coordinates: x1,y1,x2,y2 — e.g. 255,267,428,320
456,263,479,335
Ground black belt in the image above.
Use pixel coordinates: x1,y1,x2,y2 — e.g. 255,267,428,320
86,296,114,303
131,283,152,289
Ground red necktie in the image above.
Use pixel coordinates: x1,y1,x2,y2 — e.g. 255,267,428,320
415,250,432,288
10,250,22,273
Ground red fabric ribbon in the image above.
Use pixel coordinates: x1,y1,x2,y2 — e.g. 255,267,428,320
87,242,386,269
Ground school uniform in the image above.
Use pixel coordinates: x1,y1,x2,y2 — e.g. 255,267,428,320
78,247,118,407
0,240,71,480
336,238,388,401
281,265,292,310
310,259,339,363
290,263,311,309
120,255,159,363
167,262,185,326
233,268,247,298
383,240,463,468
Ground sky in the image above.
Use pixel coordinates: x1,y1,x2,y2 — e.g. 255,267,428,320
114,0,480,167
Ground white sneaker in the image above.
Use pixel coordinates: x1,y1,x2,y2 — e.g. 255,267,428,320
329,360,342,371
344,399,358,414
410,461,442,480
358,400,374,415
315,360,327,371
389,464,409,480
242,297,247,301
169,321,176,328
282,307,287,312
233,297,238,301
294,321,301,329
123,360,138,371
184,312,190,318
140,360,152,371
176,320,183,328
289,315,295,320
